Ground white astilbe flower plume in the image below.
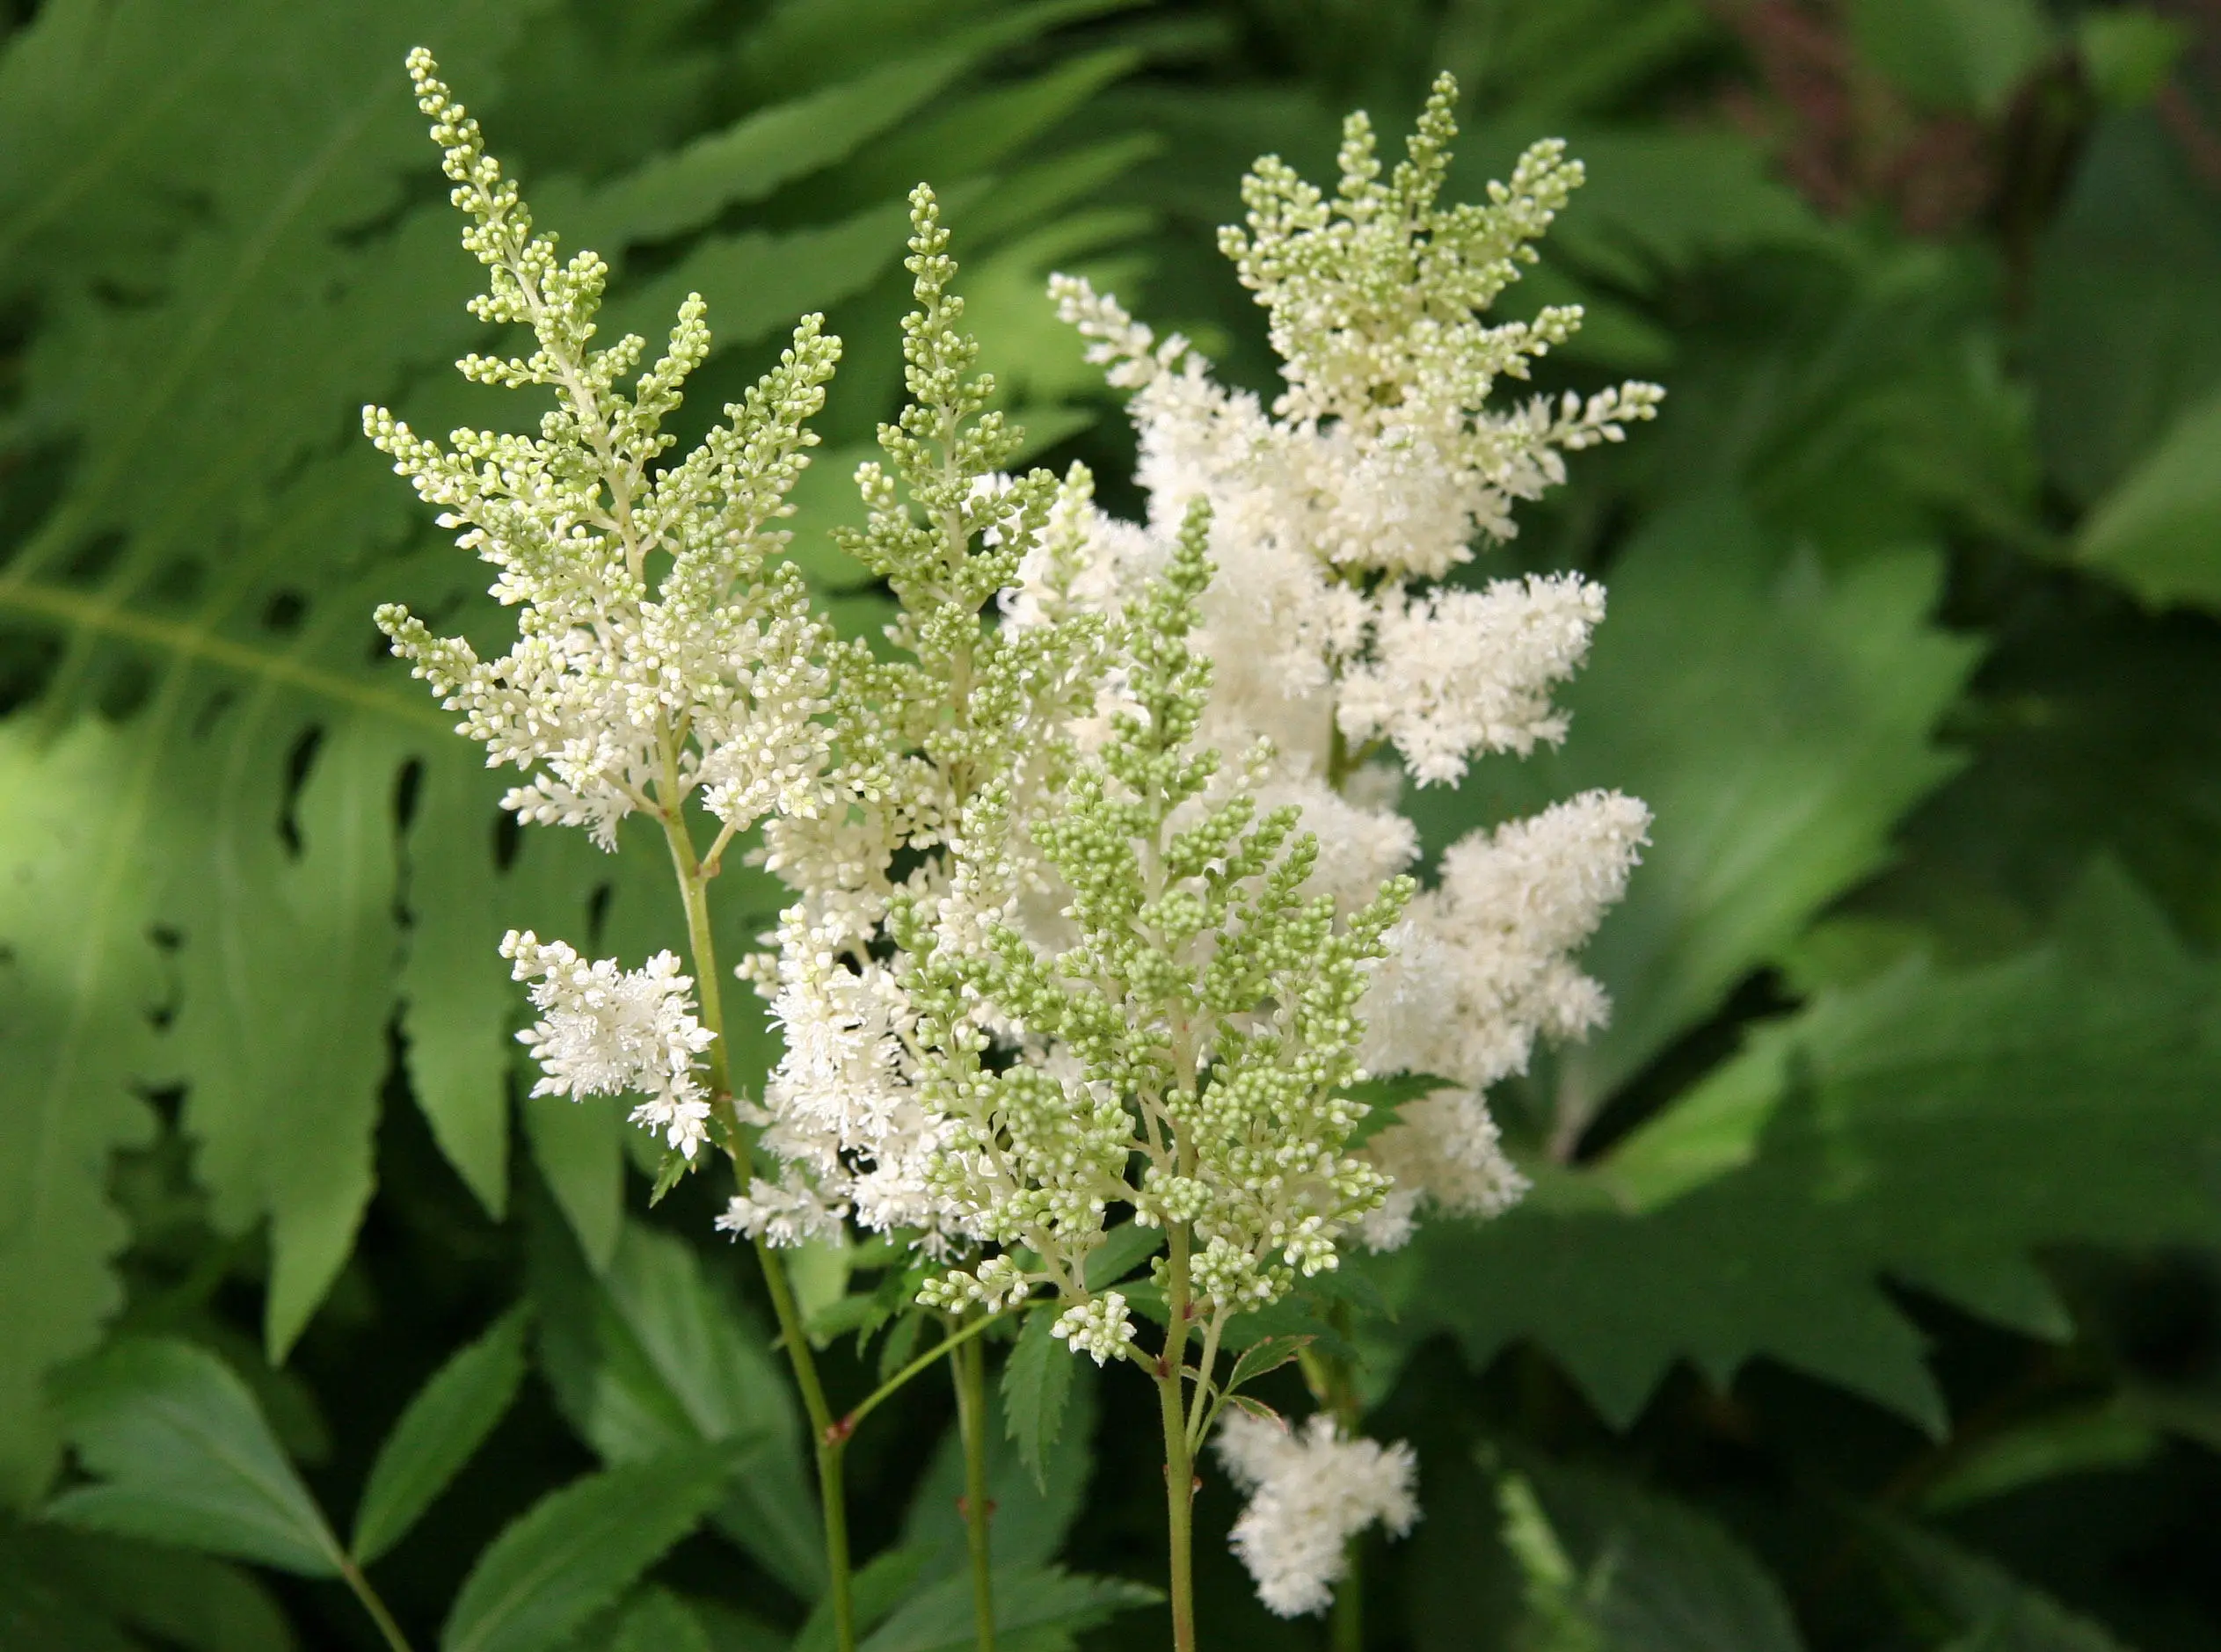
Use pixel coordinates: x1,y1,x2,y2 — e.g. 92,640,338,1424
1026,75,1658,1248
1216,1412,1420,1617
371,52,837,854
501,932,717,1160
370,54,846,1173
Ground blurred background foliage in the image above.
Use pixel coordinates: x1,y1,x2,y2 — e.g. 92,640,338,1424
4,0,2221,1647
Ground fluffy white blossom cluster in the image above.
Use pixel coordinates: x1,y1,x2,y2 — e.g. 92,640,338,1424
897,508,1412,1336
718,189,1110,1253
1216,1411,1420,1617
1026,74,1657,1251
372,52,841,1158
500,932,717,1158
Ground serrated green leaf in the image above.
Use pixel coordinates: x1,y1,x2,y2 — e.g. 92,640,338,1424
43,1338,340,1576
349,1307,530,1564
1344,1073,1454,1147
1426,496,1975,1142
861,1566,1159,1652
440,1447,738,1652
0,724,163,1503
1920,1407,2159,1513
1405,862,2221,1431
1001,1308,1077,1492
2077,386,2221,614
2031,113,2221,506
0,1519,297,1652
795,1546,928,1652
523,1096,624,1276
1226,1335,1311,1394
397,758,513,1219
528,1216,821,1598
1872,1517,2136,1652
1510,1462,1805,1652
600,1585,715,1652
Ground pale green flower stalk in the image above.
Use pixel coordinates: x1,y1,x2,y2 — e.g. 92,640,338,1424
1031,75,1657,1646
365,50,890,1650
892,505,1414,1652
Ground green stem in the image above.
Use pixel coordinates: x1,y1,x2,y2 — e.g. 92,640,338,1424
845,1309,1006,1436
761,1235,856,1652
659,792,856,1652
1330,1541,1363,1652
1158,1367,1198,1652
339,1561,414,1652
953,1330,998,1652
1159,1221,1198,1652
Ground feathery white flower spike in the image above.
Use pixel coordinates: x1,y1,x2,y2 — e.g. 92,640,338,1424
501,931,717,1160
1216,1411,1420,1618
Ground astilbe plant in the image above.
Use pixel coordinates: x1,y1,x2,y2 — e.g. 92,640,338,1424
373,47,1654,1652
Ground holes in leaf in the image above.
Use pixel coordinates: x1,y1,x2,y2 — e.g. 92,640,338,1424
261,587,308,634
392,758,425,834
144,924,183,1031
95,652,154,718
146,557,204,607
493,806,523,871
64,528,127,584
0,622,62,716
278,724,324,856
586,881,614,950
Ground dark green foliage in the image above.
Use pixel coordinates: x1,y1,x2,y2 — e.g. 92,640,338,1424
440,1446,743,1652
5,0,2221,1648
351,1308,531,1564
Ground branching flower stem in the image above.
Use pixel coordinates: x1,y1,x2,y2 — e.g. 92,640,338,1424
339,1559,416,1652
659,801,859,1649
952,1331,999,1652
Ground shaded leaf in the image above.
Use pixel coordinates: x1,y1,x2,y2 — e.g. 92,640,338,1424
1872,1517,2136,1652
0,1519,296,1652
860,1566,1159,1652
43,1338,339,1576
1425,495,1976,1135
0,724,162,1502
2077,387,2221,614
1406,862,2221,1430
529,1216,819,1597
1001,1308,1077,1493
1226,1336,1311,1394
350,1308,530,1563
1508,1461,1805,1652
441,1447,739,1652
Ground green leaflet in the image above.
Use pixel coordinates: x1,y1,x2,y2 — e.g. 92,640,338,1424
2076,387,2221,615
42,1338,342,1576
1869,1517,2137,1652
1418,494,1976,1138
1405,862,2221,1430
0,1520,296,1652
349,1307,531,1564
794,1547,929,1652
1846,0,2055,115
528,1214,822,1599
860,1566,1159,1652
1499,1462,1805,1652
0,724,163,1502
439,1446,741,1652
2030,113,2221,508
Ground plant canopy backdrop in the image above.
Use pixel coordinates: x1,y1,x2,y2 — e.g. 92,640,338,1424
2,0,2220,1648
